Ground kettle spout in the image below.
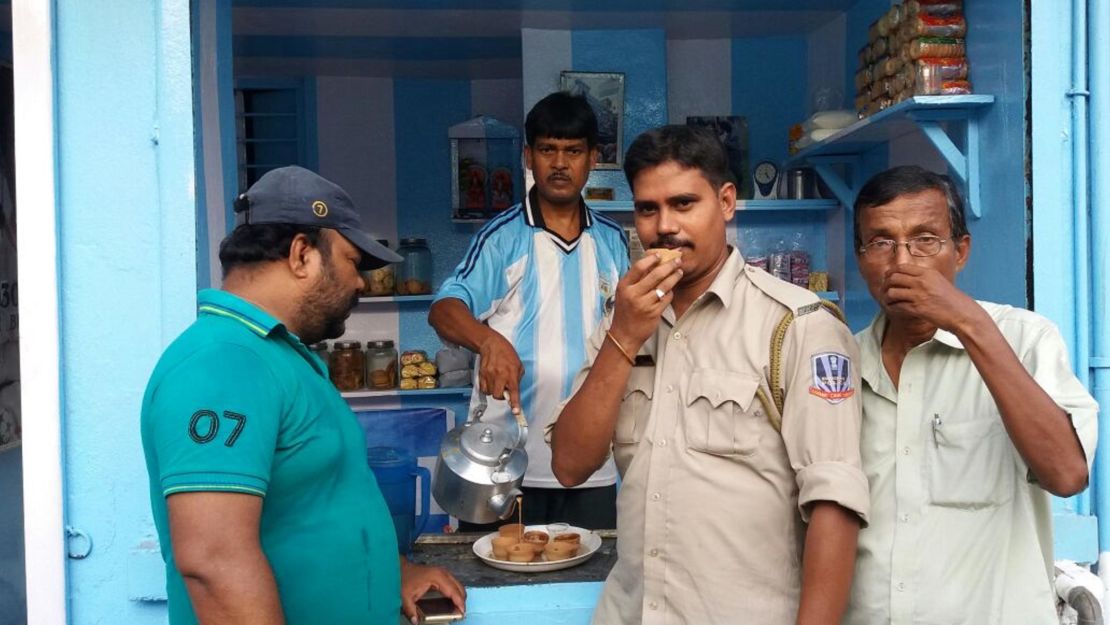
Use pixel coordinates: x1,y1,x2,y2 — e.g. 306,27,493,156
488,488,524,520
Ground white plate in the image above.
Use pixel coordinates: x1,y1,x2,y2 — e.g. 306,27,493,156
472,524,603,573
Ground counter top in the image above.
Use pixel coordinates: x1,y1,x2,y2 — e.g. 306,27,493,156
408,531,617,588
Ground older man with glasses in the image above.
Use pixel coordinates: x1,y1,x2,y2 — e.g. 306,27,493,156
843,165,1098,625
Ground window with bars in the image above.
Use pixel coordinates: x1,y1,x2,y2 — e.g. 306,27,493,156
234,81,313,192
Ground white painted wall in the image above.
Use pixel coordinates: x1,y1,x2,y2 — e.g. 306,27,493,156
667,38,732,123
315,76,402,345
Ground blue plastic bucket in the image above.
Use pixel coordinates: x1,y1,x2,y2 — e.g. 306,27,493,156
366,446,430,554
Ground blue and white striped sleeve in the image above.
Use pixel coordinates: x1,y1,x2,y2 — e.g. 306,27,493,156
435,212,523,322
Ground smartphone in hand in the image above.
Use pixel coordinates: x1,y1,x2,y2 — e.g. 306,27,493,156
415,595,463,624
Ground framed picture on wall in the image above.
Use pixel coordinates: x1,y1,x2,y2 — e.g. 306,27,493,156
560,71,624,169
686,115,752,199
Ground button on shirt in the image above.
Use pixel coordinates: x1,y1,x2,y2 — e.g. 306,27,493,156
846,301,1099,625
560,250,870,624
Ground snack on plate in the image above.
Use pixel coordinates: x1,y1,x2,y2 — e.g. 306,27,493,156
543,541,578,561
401,364,422,379
646,248,682,264
400,350,427,366
492,535,517,560
507,543,535,563
418,361,438,377
522,531,550,554
417,375,438,389
399,378,418,390
553,532,581,546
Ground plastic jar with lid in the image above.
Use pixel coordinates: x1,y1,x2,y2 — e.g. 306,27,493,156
361,239,396,297
309,342,330,367
330,340,365,391
366,340,399,389
395,238,433,295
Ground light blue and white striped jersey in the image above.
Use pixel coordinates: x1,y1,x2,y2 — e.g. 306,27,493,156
436,188,629,488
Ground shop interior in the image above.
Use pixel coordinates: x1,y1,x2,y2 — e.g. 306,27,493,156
188,0,1027,543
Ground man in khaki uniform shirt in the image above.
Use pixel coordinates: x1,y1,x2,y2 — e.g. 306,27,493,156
844,166,1098,625
550,125,870,624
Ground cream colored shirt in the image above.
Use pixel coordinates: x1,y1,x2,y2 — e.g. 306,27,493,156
559,250,870,625
846,301,1099,625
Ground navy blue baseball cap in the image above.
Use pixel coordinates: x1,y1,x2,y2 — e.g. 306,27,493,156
235,165,404,270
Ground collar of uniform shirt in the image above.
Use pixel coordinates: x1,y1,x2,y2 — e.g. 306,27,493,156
660,248,744,325
859,311,969,394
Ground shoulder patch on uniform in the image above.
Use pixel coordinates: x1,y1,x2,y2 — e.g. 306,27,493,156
809,352,854,404
745,264,821,315
796,302,821,317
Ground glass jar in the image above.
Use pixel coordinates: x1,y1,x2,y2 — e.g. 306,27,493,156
309,342,330,367
395,238,433,295
361,239,396,297
366,340,399,389
330,340,365,391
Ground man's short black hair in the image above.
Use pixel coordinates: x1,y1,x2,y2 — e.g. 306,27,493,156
623,125,732,191
853,165,969,251
525,92,599,148
218,223,329,277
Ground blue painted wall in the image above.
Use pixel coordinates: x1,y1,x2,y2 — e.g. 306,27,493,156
55,1,198,623
959,0,1028,308
732,36,808,167
393,78,474,364
572,29,668,198
392,78,477,435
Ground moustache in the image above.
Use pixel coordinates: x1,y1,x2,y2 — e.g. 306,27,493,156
547,173,571,182
648,235,691,250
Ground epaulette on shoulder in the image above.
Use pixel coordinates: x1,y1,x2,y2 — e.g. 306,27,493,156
743,263,822,317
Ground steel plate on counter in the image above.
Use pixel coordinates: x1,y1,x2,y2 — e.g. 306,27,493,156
472,525,603,573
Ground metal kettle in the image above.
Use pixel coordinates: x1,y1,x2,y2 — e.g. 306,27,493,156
432,395,528,524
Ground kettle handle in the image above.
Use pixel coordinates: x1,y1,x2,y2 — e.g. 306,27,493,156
469,394,529,448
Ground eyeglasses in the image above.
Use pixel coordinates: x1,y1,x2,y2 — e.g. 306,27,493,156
858,235,949,258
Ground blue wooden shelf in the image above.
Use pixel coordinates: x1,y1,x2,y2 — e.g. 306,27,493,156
341,387,472,400
787,95,995,217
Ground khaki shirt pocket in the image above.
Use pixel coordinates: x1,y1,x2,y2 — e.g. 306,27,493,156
927,417,1016,508
684,370,763,457
613,367,655,472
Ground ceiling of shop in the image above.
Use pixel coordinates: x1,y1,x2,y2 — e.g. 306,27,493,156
232,0,855,79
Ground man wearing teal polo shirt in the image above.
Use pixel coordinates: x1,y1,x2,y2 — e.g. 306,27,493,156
141,166,466,625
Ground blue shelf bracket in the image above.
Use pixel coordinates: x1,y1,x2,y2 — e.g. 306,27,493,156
807,155,862,210
908,110,983,218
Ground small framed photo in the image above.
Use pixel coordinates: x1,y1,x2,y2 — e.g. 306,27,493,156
560,71,625,169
